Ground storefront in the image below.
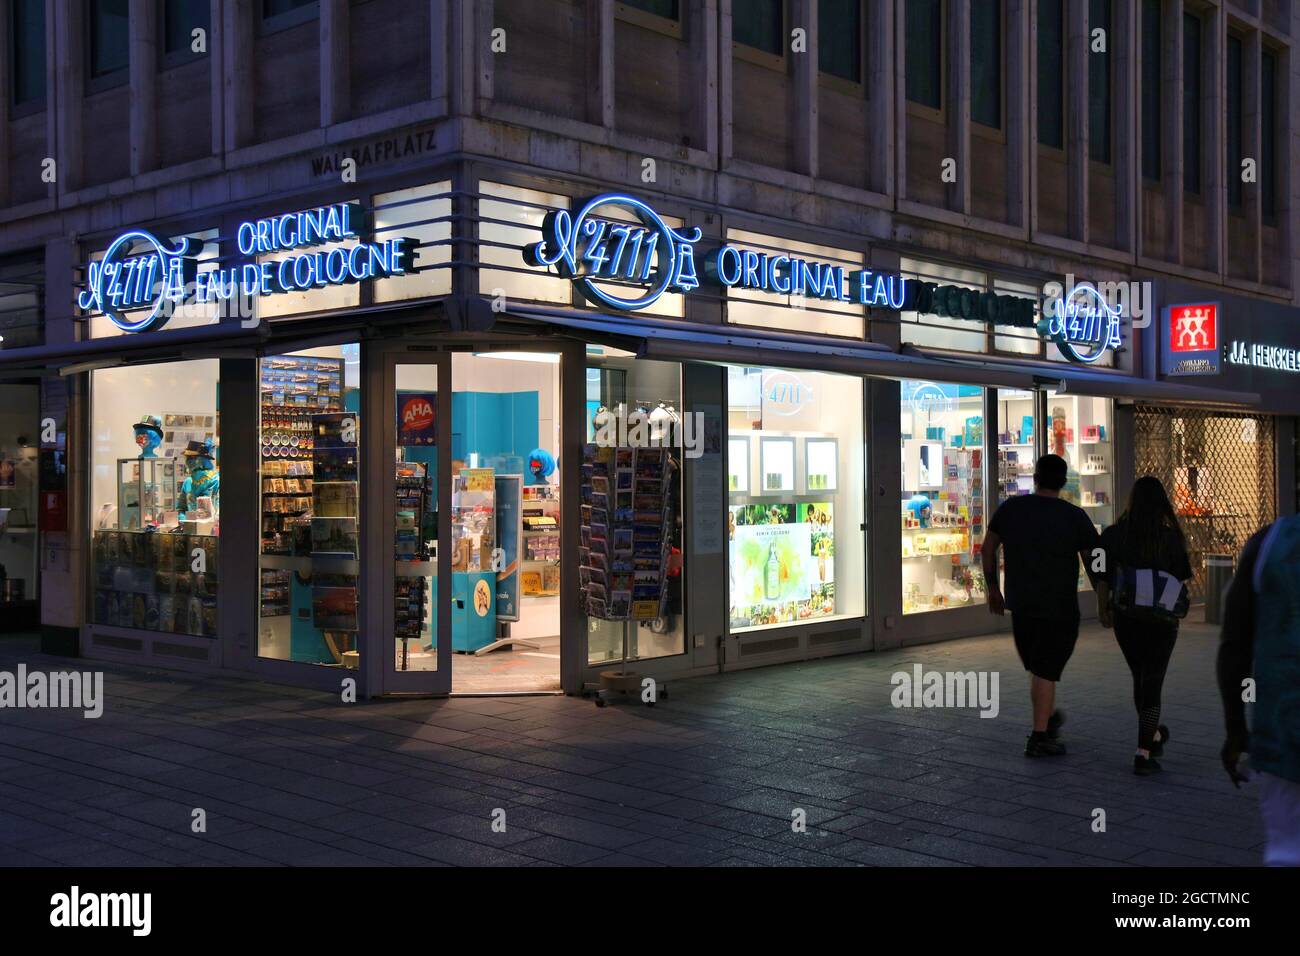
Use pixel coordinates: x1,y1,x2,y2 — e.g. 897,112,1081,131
3,175,1291,698
1140,280,1300,599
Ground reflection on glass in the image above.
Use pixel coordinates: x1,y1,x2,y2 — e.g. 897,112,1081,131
900,380,985,614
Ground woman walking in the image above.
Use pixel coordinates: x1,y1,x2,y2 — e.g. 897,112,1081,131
1098,476,1193,776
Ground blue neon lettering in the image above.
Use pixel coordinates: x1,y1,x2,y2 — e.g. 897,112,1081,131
770,256,791,294
325,248,348,284
741,250,760,289
236,221,257,256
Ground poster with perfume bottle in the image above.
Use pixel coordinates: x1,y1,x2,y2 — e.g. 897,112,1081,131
728,502,836,629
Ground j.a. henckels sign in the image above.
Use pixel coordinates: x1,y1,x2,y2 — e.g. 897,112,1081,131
1228,340,1300,373
522,193,1123,363
78,202,415,333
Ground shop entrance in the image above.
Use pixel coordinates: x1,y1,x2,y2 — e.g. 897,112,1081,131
382,347,564,695
1134,406,1276,600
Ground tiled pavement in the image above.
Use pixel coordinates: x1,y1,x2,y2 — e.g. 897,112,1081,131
0,621,1265,867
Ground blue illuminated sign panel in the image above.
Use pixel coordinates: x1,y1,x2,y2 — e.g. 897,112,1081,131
79,201,415,333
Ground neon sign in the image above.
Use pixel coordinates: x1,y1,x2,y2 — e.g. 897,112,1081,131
80,202,415,333
1039,284,1124,364
524,193,909,312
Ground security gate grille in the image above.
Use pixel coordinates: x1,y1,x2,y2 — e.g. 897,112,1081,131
1134,406,1276,600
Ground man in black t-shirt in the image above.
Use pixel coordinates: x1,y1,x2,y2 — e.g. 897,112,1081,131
983,454,1101,757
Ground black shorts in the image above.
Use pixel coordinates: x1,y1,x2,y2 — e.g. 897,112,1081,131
1011,614,1080,681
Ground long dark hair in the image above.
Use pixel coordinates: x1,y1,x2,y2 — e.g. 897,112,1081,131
1120,475,1188,568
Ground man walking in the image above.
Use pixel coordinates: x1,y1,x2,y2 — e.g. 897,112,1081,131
982,454,1101,757
1218,515,1300,866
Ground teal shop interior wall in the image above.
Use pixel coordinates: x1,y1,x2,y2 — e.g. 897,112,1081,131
452,391,540,480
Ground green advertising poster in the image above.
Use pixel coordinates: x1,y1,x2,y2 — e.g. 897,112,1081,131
728,502,836,627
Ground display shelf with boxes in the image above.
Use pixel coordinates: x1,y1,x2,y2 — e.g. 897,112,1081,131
521,482,561,597
115,458,181,531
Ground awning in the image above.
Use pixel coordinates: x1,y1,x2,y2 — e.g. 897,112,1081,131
504,306,1038,388
505,305,1264,406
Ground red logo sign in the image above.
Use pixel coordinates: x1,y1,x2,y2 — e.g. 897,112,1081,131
401,397,435,431
1170,304,1217,352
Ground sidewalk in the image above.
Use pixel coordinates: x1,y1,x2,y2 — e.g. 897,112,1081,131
0,621,1265,867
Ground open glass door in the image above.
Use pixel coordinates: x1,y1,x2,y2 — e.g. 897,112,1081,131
381,352,451,694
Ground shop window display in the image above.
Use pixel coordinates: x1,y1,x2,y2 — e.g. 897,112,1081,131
727,366,865,632
900,380,985,614
0,385,40,610
257,345,362,667
91,361,220,636
585,347,687,665
1044,392,1114,589
997,388,1037,503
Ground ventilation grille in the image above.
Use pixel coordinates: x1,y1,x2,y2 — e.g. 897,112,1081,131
153,641,211,661
1134,406,1276,600
809,629,862,648
739,635,800,657
92,633,143,652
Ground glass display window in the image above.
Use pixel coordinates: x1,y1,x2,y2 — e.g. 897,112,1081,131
257,345,362,667
90,360,221,636
584,346,686,665
899,258,990,353
900,380,986,614
727,366,865,632
996,388,1037,503
478,181,572,305
1044,391,1115,589
0,384,40,607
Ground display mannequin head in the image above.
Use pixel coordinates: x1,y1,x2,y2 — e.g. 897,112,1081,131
133,415,164,458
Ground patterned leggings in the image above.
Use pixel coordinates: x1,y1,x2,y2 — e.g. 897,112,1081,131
1113,614,1179,750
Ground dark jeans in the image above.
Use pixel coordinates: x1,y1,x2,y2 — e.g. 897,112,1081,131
1113,612,1178,748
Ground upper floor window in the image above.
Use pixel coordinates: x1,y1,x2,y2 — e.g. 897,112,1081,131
10,0,45,106
1226,33,1244,210
970,0,1001,128
1262,49,1278,222
1088,0,1111,164
619,0,679,19
1140,0,1161,180
1036,0,1064,147
164,0,211,57
733,0,783,55
89,0,129,79
906,0,943,110
1183,12,1201,194
819,0,861,82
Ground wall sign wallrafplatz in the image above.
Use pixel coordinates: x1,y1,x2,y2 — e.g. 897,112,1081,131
522,193,1123,363
79,202,415,333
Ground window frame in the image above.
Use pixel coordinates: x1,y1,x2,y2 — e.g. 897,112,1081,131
1226,30,1245,213
85,0,130,94
1087,0,1113,166
905,0,946,121
1139,0,1162,183
817,0,864,89
732,0,788,70
1035,0,1067,151
1261,46,1279,225
614,0,683,39
258,0,320,36
970,0,1005,136
159,0,212,69
9,0,47,113
1182,11,1203,197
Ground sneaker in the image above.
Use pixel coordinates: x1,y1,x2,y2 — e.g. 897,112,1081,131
1047,709,1066,740
1025,735,1067,757
1149,725,1170,758
1134,754,1162,776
